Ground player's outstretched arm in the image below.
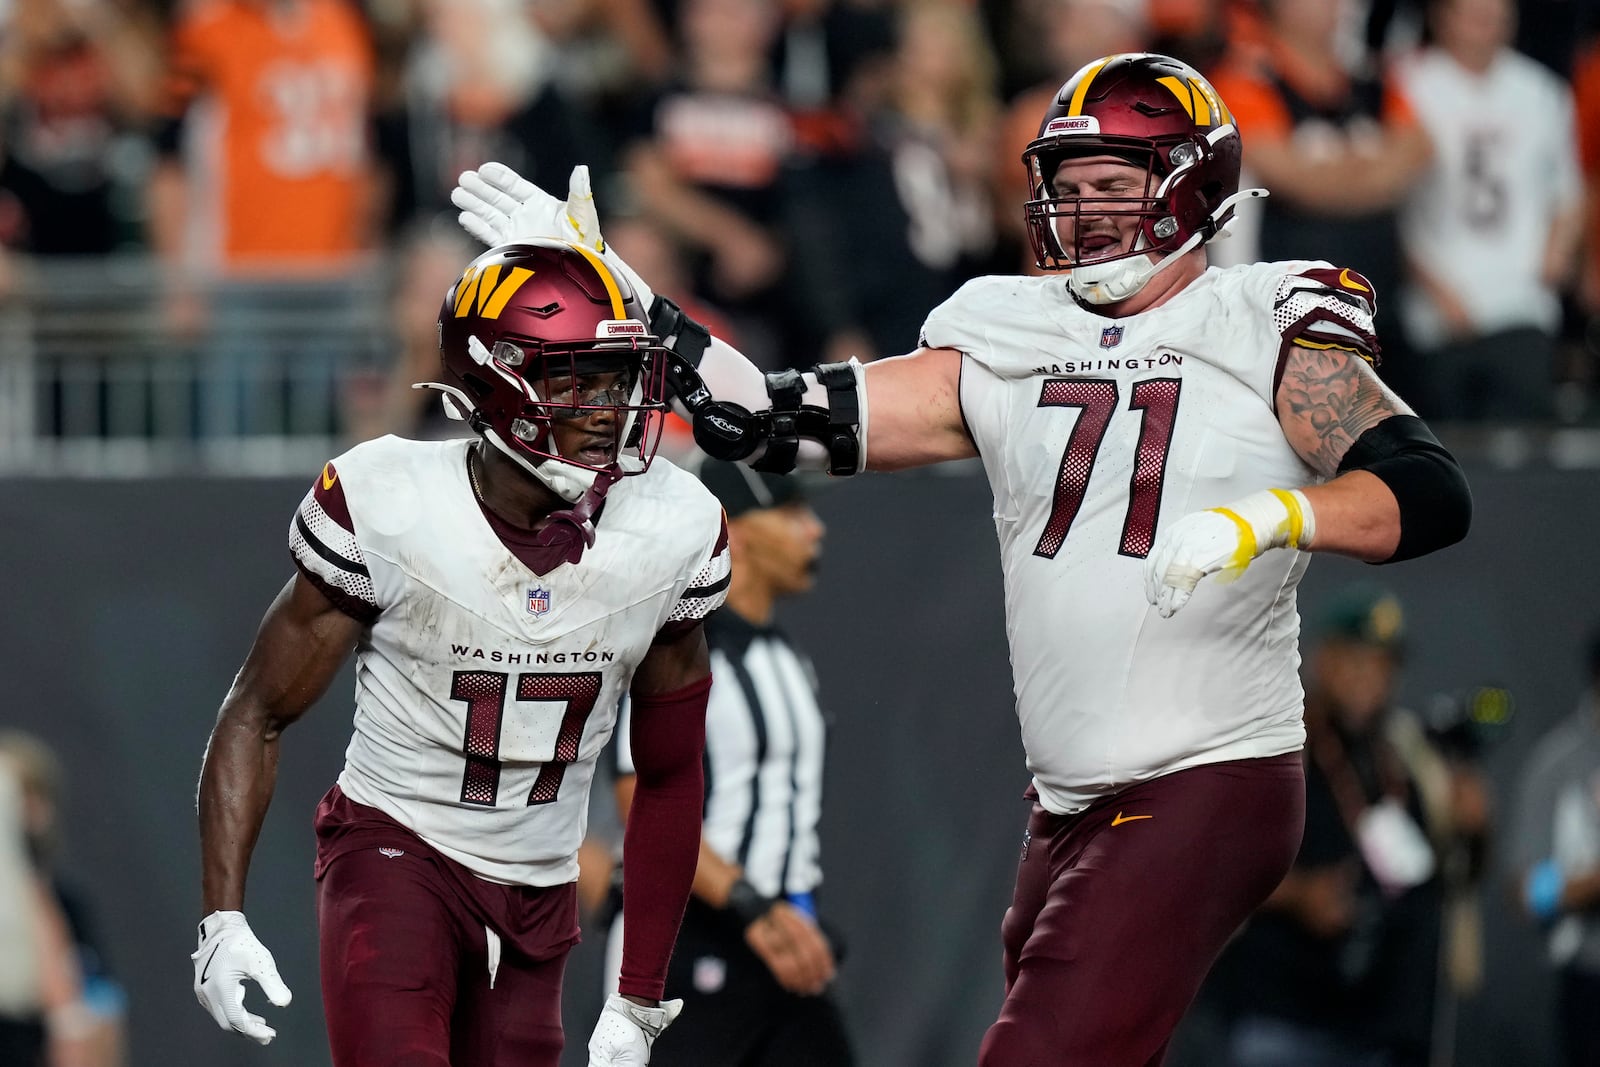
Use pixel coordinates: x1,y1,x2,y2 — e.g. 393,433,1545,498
1145,344,1469,617
193,573,360,1043
664,330,973,474
857,348,975,471
453,161,973,476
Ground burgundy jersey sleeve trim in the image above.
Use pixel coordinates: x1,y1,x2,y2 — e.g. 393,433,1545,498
1271,268,1379,351
664,513,732,624
293,558,381,624
1270,266,1384,406
652,619,703,644
712,510,730,556
313,461,356,529
288,459,380,618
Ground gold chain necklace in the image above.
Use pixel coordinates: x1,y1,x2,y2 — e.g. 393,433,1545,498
467,446,485,502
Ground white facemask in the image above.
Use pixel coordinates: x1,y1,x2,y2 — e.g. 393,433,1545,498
418,335,651,503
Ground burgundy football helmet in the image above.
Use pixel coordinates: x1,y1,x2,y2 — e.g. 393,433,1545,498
426,240,669,493
1022,52,1253,297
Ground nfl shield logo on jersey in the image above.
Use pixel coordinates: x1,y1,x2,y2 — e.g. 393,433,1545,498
526,587,552,616
693,955,727,994
1100,325,1124,349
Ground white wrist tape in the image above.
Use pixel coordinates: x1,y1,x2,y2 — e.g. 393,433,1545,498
1206,487,1316,564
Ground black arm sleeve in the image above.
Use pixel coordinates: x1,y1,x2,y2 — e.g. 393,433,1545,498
1335,414,1471,562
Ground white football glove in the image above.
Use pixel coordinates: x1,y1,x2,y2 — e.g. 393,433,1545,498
1144,488,1316,618
452,163,656,312
191,910,292,1045
586,993,684,1066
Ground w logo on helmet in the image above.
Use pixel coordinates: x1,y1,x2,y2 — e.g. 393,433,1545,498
453,265,535,320
1154,75,1232,127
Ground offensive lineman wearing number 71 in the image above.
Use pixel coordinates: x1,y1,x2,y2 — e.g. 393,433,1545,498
452,52,1473,1065
191,239,730,1066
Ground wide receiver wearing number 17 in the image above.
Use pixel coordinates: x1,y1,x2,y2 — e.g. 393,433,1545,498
454,52,1471,1064
191,239,730,1066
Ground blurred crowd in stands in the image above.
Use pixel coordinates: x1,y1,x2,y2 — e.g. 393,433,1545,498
0,732,126,1067
2,0,1599,442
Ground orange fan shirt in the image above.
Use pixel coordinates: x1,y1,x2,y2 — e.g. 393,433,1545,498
1573,40,1600,298
1209,38,1418,149
164,0,375,270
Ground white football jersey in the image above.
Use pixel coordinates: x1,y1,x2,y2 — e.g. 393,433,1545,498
1397,47,1582,346
289,436,730,885
922,260,1375,814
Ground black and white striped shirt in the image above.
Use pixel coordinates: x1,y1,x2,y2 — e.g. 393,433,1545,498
615,610,828,898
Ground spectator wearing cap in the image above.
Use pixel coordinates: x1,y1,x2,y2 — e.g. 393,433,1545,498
1509,625,1600,1067
1201,584,1484,1067
603,459,854,1066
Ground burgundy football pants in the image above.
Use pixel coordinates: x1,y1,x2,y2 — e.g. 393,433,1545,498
317,845,568,1067
978,752,1304,1067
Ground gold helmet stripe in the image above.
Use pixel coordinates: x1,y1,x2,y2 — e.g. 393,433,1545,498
474,265,502,313
1067,57,1115,116
452,264,538,320
478,268,535,319
1156,76,1197,120
568,242,627,319
452,267,481,317
1191,77,1227,126
1186,78,1212,124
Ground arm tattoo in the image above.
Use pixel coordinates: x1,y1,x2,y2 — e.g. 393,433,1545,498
1276,345,1408,477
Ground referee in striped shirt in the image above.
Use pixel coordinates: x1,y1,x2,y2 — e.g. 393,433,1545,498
607,459,854,1065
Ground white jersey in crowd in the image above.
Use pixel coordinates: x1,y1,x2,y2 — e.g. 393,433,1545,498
288,436,730,886
922,259,1378,814
1397,46,1582,347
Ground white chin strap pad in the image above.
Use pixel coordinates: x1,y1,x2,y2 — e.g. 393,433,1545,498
482,428,599,503
413,380,611,503
1067,255,1161,305
1065,187,1268,306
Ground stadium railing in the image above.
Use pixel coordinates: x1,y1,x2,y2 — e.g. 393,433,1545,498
1,254,1597,478
0,255,390,477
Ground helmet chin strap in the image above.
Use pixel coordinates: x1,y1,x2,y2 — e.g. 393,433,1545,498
1066,187,1268,306
1067,238,1183,306
480,427,624,572
481,427,602,503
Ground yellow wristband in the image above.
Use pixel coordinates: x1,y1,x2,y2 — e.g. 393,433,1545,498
1267,488,1309,549
1208,507,1259,575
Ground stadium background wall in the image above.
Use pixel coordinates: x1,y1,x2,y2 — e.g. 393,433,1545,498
1,463,1587,1067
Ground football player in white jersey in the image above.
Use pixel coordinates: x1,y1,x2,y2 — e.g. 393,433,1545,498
452,52,1472,1065
191,239,732,1067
